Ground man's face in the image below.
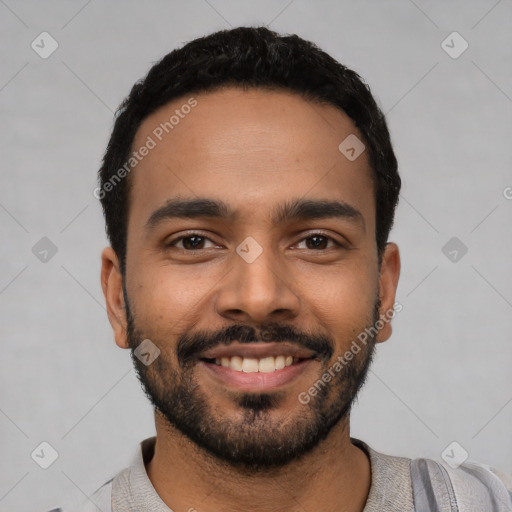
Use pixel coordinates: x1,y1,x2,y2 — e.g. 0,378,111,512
106,87,398,469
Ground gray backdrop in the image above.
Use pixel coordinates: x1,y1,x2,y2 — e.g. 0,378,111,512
1,1,511,510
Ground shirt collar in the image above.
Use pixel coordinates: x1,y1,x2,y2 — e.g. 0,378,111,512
115,436,413,512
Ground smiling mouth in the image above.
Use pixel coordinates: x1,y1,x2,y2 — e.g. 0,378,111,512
197,342,318,389
200,355,310,373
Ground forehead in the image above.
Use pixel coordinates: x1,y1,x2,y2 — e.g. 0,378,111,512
128,87,375,232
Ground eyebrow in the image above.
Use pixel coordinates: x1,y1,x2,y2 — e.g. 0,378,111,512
145,197,366,233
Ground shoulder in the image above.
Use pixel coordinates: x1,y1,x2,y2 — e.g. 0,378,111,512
410,456,512,511
44,478,113,512
44,437,155,512
354,438,512,511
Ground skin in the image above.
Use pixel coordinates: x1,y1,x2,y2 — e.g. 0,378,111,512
101,87,400,512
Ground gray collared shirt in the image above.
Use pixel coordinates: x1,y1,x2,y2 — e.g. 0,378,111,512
50,436,512,512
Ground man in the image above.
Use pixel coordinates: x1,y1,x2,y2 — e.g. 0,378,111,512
53,26,511,512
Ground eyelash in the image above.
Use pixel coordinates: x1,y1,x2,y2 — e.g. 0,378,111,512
166,231,344,251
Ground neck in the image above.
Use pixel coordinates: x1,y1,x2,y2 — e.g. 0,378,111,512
146,412,371,512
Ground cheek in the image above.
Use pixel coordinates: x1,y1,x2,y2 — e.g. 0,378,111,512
297,262,378,339
129,267,216,329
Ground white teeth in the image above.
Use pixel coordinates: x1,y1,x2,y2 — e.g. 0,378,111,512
242,358,259,373
230,356,243,371
211,355,298,372
258,357,276,373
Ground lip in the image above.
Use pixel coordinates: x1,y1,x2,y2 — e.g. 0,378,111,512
200,358,314,391
199,342,317,360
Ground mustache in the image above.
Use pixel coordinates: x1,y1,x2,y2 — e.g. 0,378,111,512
177,323,334,366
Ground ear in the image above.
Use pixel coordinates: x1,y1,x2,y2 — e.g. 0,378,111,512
100,247,129,349
376,242,401,343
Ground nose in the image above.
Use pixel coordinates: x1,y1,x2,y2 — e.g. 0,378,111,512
215,241,301,325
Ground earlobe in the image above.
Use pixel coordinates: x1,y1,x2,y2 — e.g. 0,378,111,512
100,247,130,349
376,242,401,343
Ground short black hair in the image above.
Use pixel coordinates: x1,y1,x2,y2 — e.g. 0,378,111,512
98,26,400,274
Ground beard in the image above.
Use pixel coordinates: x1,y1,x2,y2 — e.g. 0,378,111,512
124,285,380,471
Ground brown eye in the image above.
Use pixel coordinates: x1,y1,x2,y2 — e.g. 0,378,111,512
306,235,328,250
167,234,216,250
181,235,206,250
296,233,341,250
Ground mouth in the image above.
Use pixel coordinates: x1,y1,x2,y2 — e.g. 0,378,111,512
200,355,306,373
198,342,317,391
